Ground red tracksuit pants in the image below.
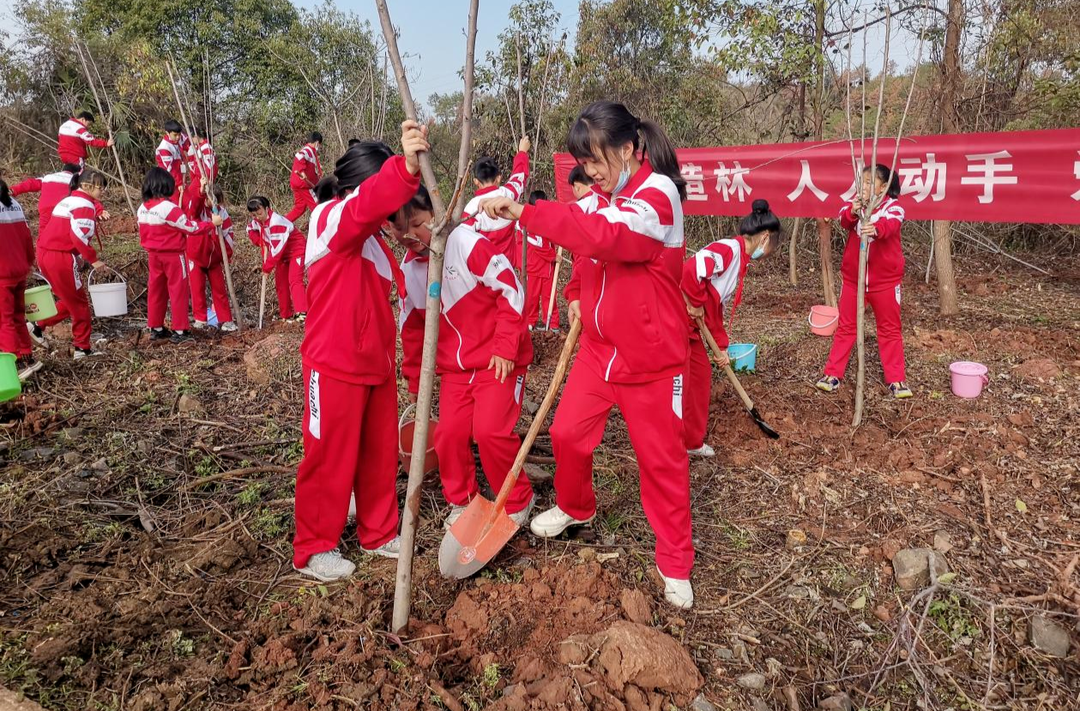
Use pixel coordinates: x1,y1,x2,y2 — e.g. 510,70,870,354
189,259,233,324
37,249,92,350
550,354,694,578
825,280,906,383
683,335,712,450
274,249,307,319
435,368,533,513
0,280,32,358
147,250,190,331
285,188,317,223
293,368,399,567
525,259,560,329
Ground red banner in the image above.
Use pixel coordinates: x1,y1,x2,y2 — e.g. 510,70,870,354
553,128,1080,224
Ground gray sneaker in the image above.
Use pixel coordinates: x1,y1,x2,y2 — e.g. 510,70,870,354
361,535,401,559
219,321,239,333
443,504,468,530
508,494,536,527
294,548,356,581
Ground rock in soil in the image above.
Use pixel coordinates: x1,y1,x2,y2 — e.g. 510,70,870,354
691,693,718,711
736,672,767,690
892,548,949,591
1029,615,1071,658
619,588,652,625
818,692,854,710
594,621,703,700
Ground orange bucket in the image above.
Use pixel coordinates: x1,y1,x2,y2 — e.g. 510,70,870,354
399,404,439,475
808,305,839,337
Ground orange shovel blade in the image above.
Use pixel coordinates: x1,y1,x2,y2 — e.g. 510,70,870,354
437,495,520,579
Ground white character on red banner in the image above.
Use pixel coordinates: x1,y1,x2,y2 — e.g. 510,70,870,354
713,161,752,202
787,160,828,202
681,163,708,202
1072,152,1080,201
961,150,1017,204
840,161,866,203
899,153,947,202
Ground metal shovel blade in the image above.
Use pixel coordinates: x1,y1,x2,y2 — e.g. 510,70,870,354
437,496,520,579
749,407,781,439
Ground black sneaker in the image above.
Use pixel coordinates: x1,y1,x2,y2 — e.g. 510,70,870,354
170,330,193,343
150,327,173,341
73,348,106,360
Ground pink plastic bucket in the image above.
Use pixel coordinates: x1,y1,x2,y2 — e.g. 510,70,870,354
808,305,839,336
950,361,989,398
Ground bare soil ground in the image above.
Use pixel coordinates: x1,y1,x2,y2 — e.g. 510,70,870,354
1,226,1078,711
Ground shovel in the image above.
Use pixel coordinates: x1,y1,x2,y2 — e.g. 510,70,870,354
695,317,780,439
439,318,582,578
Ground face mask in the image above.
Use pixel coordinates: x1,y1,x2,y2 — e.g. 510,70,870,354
612,156,631,195
751,245,766,260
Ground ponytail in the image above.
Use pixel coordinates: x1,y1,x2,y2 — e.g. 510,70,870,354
637,119,686,201
319,140,395,203
739,199,782,252
566,101,686,200
0,178,10,208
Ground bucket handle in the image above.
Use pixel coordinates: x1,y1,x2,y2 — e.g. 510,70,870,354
87,265,128,288
808,311,839,328
731,344,758,359
398,402,417,431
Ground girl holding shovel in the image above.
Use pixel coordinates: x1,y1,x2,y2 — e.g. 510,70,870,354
478,100,695,609
681,199,782,457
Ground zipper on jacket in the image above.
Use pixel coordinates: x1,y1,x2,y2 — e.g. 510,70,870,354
445,311,466,370
594,267,618,381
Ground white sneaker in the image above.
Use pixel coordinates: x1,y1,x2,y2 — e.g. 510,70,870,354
294,548,355,581
73,348,106,360
509,494,535,527
362,535,400,559
658,567,694,609
529,505,594,538
192,320,208,330
687,444,715,458
27,322,48,348
443,504,468,530
219,321,239,332
17,359,43,381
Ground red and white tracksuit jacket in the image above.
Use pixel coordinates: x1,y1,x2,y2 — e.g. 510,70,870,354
57,118,108,166
0,198,35,357
185,203,235,324
11,170,75,233
680,238,748,449
247,211,307,319
187,139,218,193
286,143,321,223
400,223,535,514
518,161,694,578
138,198,214,331
293,155,420,568
36,190,101,349
155,136,186,194
826,198,907,383
522,223,560,328
461,151,529,261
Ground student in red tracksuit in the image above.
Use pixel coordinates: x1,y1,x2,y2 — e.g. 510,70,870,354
479,101,696,609
398,209,535,531
57,112,112,167
0,176,41,380
521,190,561,330
817,164,911,399
138,167,220,343
461,136,531,262
568,165,594,200
10,165,105,235
186,127,217,199
184,184,237,332
246,197,307,322
155,121,187,203
681,199,782,458
293,124,428,581
35,170,109,359
285,132,323,224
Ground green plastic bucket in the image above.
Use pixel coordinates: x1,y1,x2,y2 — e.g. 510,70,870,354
24,285,58,322
0,353,21,402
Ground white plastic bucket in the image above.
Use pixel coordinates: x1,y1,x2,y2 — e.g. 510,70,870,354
87,267,129,317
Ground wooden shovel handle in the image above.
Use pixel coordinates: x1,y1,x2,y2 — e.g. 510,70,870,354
490,317,582,516
695,317,755,412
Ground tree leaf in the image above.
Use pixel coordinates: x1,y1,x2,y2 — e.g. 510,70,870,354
1015,498,1028,513
850,594,867,610
937,572,957,585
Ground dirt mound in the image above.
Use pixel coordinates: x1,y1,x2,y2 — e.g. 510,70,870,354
1014,357,1062,381
243,332,301,384
912,327,972,354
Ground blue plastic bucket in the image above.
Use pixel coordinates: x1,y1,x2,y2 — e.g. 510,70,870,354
728,343,758,372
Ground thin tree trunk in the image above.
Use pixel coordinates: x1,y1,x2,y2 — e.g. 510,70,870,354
812,0,836,307
789,217,801,286
934,0,963,316
378,0,478,635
